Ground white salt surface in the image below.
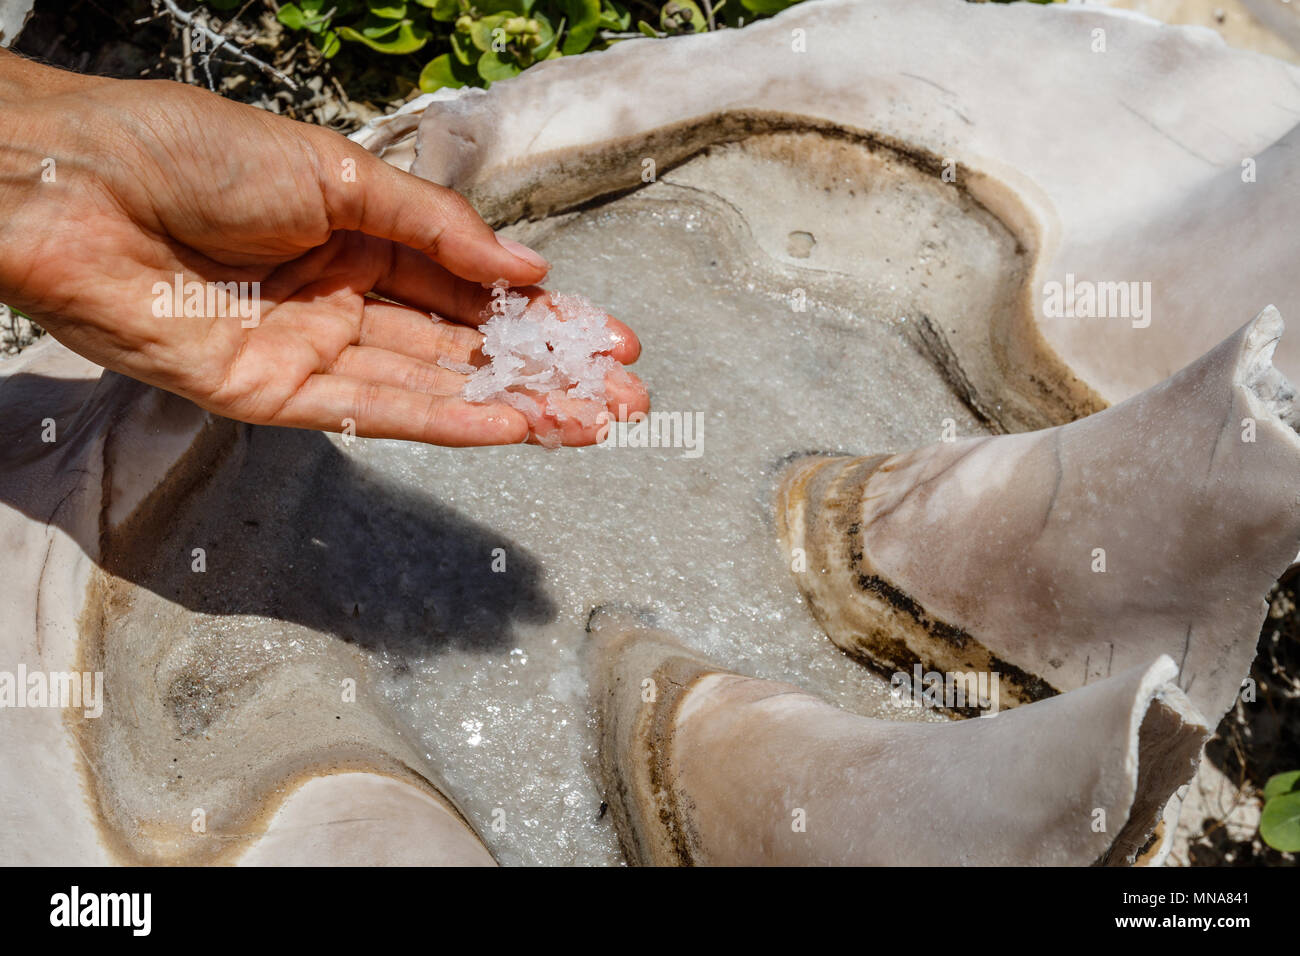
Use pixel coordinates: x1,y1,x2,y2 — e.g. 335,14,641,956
360,189,1001,864
96,139,1022,864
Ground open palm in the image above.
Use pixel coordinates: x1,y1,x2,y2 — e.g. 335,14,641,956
0,67,646,446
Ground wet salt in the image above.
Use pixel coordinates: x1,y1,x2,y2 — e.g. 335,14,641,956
458,282,627,447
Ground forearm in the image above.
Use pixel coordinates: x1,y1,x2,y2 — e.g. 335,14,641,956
0,48,110,314
0,45,91,94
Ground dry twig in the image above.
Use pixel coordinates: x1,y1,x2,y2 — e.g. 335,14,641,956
141,0,299,92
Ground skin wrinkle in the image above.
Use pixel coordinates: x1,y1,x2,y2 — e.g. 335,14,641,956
223,240,367,418
449,268,495,322
299,132,350,246
2,139,124,315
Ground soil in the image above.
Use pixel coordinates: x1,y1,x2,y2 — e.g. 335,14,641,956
13,0,420,132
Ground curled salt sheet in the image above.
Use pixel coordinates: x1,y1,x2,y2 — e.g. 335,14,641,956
348,87,485,170
411,0,1300,427
459,282,627,447
0,0,35,47
779,307,1300,726
0,339,494,865
236,773,494,866
588,609,1207,866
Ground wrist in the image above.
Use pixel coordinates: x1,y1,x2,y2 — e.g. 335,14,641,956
0,49,105,311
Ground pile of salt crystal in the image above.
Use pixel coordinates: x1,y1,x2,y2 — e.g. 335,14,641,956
439,281,629,448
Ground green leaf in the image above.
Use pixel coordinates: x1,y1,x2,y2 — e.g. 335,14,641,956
1260,791,1300,853
434,48,483,87
598,1,631,30
560,0,601,54
636,19,659,37
416,0,462,18
450,30,477,65
1263,770,1300,800
660,0,705,33
337,19,432,53
419,53,464,91
277,3,309,30
740,0,797,13
318,28,342,57
283,0,333,33
366,1,408,17
478,0,534,13
477,48,522,84
470,14,510,52
347,13,404,39
531,11,558,58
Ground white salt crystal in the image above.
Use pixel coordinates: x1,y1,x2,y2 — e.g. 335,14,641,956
436,357,478,374
461,281,630,445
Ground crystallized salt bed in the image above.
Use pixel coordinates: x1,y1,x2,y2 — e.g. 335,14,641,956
459,281,629,447
99,181,998,867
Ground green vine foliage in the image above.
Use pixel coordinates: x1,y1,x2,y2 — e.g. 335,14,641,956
1260,770,1300,853
203,1,805,93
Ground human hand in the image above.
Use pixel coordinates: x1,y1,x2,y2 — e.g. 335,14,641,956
0,50,647,446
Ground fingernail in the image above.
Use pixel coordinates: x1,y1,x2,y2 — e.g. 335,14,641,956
498,237,550,274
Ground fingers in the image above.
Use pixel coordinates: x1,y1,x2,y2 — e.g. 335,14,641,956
358,301,484,367
524,368,651,447
374,242,500,322
272,373,530,447
608,369,651,417
321,337,648,446
608,317,642,365
269,365,647,449
269,344,648,449
370,263,643,365
501,286,641,366
310,129,549,287
266,289,649,448
327,345,471,396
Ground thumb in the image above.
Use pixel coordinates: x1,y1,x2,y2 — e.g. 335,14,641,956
311,129,548,286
